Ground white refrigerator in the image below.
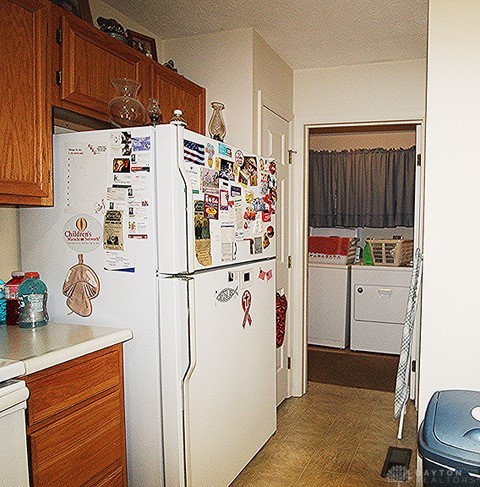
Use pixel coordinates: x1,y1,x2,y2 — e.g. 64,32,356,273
20,125,277,487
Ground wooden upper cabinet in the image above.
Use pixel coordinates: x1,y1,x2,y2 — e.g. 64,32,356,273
139,61,206,134
52,8,206,134
54,12,146,120
0,0,52,206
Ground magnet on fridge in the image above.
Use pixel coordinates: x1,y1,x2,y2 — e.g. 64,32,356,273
269,160,276,175
235,150,244,167
219,143,232,159
262,234,270,249
184,140,206,165
216,286,239,304
241,289,252,328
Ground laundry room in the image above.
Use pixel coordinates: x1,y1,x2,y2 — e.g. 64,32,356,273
306,123,421,393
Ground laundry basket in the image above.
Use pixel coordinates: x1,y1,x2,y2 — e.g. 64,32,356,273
367,239,413,267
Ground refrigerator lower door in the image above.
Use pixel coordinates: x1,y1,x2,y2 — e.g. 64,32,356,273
160,260,276,487
185,260,276,487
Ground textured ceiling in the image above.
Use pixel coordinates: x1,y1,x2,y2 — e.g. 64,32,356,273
103,0,428,70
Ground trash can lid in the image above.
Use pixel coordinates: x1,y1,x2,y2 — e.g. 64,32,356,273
419,390,480,474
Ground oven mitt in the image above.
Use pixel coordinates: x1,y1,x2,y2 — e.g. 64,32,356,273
62,254,100,317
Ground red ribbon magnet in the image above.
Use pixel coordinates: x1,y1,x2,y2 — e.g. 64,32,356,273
241,290,252,328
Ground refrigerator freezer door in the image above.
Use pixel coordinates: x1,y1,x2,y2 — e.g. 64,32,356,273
155,125,191,274
160,261,277,487
175,129,277,272
20,127,165,487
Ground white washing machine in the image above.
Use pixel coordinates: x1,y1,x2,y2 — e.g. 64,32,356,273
308,263,351,348
350,265,412,354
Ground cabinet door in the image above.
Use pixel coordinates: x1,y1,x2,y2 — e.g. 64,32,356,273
143,62,206,134
29,390,126,486
0,0,52,205
58,14,145,119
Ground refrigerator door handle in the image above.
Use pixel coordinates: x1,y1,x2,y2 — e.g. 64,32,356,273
182,276,197,486
175,128,196,273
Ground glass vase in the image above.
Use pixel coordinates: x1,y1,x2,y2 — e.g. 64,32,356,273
108,78,146,127
208,102,226,141
147,98,162,126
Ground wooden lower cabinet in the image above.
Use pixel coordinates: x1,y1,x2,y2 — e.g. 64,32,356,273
24,345,127,486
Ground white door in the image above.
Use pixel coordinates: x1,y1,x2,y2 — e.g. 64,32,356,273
261,106,290,405
412,123,424,404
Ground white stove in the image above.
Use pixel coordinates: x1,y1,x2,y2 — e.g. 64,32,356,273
0,358,29,486
0,358,25,382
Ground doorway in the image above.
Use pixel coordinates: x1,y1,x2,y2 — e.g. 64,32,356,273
304,121,424,402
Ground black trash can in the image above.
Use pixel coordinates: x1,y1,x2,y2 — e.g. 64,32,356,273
418,390,480,486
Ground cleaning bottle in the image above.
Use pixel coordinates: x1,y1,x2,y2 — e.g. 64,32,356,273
363,241,373,265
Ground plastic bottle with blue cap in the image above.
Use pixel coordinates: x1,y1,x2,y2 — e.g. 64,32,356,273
18,272,48,328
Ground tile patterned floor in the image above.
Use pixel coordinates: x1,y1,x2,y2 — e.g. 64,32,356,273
231,382,418,486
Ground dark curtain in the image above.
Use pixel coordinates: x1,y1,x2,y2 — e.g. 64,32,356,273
309,146,415,228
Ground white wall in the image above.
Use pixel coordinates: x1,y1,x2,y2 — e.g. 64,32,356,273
253,31,293,151
309,130,416,151
163,28,254,150
294,59,426,127
0,209,20,281
419,0,480,419
163,28,294,152
289,59,426,395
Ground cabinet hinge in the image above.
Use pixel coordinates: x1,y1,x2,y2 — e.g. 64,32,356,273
288,149,297,165
287,357,291,370
411,360,416,373
56,70,62,86
287,255,292,269
417,154,421,166
56,28,62,44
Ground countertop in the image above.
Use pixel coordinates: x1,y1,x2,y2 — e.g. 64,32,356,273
0,322,133,375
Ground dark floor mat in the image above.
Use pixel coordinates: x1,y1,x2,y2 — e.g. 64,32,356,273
308,345,399,391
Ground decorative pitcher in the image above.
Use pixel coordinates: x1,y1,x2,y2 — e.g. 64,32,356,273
108,78,146,127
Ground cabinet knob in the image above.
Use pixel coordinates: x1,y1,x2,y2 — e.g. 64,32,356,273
357,287,363,293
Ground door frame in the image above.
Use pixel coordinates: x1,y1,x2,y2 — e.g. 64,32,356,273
291,119,425,397
256,90,294,401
